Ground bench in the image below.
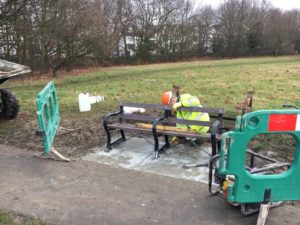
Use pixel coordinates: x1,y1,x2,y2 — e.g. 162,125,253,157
103,102,225,159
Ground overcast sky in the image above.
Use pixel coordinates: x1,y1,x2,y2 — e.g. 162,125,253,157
197,0,300,11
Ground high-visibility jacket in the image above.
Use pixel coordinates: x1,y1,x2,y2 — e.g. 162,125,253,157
174,94,210,133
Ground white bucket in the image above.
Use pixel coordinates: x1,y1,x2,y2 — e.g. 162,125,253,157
78,93,104,112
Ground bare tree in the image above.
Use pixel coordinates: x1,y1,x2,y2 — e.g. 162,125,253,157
87,0,120,63
0,0,34,64
190,5,215,55
263,9,289,56
131,0,187,61
116,0,134,57
283,10,300,53
215,0,253,56
175,0,194,60
154,0,183,60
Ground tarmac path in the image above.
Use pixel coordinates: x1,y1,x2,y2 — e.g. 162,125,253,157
0,145,299,225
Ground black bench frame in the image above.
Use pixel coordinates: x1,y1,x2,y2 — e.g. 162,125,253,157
103,102,225,159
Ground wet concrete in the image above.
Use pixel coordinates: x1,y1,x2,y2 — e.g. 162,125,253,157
0,145,300,225
83,136,211,183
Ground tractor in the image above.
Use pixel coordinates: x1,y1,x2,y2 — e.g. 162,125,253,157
0,60,31,120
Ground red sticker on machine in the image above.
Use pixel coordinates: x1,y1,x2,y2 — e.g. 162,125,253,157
268,114,299,131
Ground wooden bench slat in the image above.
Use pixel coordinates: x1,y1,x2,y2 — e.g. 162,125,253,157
167,118,213,127
109,123,156,133
108,123,211,139
120,114,214,127
178,107,224,114
120,114,158,122
121,102,171,110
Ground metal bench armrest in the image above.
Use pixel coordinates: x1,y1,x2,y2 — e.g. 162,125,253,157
103,110,122,129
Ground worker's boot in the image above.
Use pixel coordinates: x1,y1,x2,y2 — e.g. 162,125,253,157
171,136,185,145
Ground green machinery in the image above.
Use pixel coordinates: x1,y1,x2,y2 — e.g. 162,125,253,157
36,81,69,161
220,110,300,203
210,109,300,224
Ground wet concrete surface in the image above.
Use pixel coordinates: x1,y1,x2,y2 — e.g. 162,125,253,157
83,136,211,183
0,144,299,225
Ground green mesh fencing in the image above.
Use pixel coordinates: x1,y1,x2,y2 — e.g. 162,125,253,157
36,81,60,154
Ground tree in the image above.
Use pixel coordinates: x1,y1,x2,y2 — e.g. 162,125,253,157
284,10,300,53
263,9,288,56
214,0,253,56
155,0,183,60
0,0,34,64
87,0,121,63
190,5,215,55
116,0,134,57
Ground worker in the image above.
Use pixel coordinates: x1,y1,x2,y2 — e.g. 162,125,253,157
161,91,210,133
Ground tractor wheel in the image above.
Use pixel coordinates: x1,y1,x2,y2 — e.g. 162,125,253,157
0,89,20,120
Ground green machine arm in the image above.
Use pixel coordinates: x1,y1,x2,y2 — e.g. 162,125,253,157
219,110,300,203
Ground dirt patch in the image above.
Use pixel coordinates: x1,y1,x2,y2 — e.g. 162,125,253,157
0,113,106,158
248,134,295,162
246,134,295,176
53,118,106,158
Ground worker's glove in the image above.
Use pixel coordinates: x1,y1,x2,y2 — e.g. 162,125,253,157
172,102,182,111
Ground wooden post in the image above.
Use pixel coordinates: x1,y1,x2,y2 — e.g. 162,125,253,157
256,203,271,225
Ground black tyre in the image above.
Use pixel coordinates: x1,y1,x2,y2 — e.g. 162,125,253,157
0,89,20,120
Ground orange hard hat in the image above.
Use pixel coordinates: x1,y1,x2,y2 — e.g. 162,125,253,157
161,91,173,105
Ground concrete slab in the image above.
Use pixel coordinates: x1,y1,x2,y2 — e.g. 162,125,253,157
83,136,211,183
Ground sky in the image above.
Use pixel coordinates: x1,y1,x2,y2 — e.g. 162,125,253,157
197,0,300,11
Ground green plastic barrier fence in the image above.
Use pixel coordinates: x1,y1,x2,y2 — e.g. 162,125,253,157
36,81,60,154
219,110,300,203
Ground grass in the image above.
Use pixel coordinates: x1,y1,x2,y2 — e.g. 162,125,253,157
0,210,48,225
0,56,299,137
11,57,300,112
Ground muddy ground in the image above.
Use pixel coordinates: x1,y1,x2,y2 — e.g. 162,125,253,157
0,114,105,158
